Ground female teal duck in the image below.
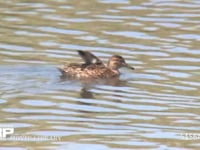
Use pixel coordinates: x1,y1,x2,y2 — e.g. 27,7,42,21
58,51,134,79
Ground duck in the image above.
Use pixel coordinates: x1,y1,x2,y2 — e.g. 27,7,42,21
58,50,134,79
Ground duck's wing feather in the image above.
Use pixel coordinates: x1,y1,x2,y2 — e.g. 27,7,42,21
78,50,104,66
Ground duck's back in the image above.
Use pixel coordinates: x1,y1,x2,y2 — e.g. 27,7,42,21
58,64,118,79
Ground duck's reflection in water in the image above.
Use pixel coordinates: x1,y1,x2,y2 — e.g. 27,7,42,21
59,75,128,99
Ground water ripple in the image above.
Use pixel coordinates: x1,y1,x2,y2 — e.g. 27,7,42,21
0,0,199,149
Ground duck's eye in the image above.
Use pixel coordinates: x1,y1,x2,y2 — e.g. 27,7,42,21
120,59,124,63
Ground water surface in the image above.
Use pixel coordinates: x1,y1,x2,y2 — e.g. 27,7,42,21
0,0,200,149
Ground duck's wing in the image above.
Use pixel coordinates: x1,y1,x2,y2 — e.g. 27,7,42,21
77,50,104,65
58,63,83,76
85,66,118,78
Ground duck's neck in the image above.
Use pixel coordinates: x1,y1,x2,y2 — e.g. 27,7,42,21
107,64,119,74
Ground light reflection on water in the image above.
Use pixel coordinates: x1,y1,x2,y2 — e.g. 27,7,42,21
0,0,200,149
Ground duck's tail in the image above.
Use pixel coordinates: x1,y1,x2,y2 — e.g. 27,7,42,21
57,66,66,76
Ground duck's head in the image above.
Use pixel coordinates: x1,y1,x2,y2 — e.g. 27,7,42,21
108,55,134,70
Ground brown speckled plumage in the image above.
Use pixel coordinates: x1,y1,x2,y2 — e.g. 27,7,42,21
58,51,134,79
